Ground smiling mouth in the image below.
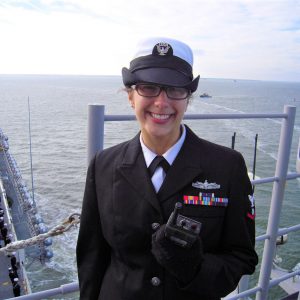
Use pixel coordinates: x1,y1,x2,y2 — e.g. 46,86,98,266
150,113,173,120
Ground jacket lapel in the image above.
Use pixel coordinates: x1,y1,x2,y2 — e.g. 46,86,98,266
116,127,205,211
158,126,204,202
116,134,162,215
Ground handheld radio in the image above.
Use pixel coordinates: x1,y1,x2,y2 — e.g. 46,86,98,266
164,202,202,248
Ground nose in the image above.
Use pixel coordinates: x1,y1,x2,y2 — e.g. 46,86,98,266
154,90,169,107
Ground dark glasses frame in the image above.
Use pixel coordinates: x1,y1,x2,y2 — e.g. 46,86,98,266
132,84,191,100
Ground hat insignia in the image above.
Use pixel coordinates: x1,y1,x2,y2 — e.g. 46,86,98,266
155,42,171,56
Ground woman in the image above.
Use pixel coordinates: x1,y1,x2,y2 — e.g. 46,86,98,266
76,37,258,300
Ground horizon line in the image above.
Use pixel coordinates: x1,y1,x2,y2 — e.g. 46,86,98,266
0,74,299,84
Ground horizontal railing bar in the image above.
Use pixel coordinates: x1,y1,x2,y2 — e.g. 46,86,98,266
256,234,270,242
269,269,300,288
105,115,136,121
251,176,279,185
278,224,300,235
251,173,300,185
5,282,79,300
256,223,300,242
225,286,262,300
286,172,300,180
227,267,300,300
104,113,287,122
184,113,287,120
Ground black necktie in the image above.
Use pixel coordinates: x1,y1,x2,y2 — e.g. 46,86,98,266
148,156,170,178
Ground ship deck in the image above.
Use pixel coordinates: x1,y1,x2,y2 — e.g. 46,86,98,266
0,245,26,299
0,249,14,299
0,149,28,298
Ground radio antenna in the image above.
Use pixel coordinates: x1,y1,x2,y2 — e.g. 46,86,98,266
252,133,258,192
28,96,35,202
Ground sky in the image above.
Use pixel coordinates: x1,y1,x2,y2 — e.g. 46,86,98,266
0,0,300,82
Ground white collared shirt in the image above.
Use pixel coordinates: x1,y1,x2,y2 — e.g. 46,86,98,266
140,125,186,192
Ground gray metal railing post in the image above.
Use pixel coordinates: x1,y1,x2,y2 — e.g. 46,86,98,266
256,105,296,300
87,104,105,164
237,275,250,300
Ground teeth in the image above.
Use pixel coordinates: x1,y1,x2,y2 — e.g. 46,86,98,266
151,113,170,120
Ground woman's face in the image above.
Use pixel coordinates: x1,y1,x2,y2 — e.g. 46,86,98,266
128,86,188,148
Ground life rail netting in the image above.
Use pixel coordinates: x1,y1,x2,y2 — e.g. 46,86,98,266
0,213,80,254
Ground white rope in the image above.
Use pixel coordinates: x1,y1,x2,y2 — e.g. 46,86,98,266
0,213,80,254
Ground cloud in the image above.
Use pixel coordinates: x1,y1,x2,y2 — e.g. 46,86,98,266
0,0,299,81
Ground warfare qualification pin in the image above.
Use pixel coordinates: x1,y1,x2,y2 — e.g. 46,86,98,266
192,180,221,190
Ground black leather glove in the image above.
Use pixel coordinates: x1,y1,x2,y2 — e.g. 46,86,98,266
151,224,203,284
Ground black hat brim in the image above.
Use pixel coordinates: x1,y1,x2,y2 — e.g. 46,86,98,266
122,67,199,93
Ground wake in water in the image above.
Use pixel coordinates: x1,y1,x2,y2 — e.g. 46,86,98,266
194,101,281,162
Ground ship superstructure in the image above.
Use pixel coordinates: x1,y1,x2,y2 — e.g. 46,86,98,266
0,128,53,298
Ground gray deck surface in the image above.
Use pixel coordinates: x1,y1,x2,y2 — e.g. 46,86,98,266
1,151,27,298
0,246,14,299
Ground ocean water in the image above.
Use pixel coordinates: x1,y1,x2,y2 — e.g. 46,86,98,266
0,75,300,299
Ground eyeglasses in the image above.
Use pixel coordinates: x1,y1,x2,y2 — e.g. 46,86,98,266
132,84,190,100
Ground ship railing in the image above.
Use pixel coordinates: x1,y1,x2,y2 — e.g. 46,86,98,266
5,104,300,300
2,152,28,218
0,178,17,243
2,151,38,238
0,178,32,295
1,144,51,262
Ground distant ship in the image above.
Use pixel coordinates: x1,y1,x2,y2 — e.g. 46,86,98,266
199,93,212,98
0,128,53,298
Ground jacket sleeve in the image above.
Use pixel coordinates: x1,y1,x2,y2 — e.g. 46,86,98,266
76,156,111,300
180,152,258,298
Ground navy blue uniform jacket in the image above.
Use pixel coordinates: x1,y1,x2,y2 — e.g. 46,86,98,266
76,126,258,300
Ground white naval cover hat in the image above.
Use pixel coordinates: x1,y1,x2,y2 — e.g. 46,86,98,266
122,37,200,92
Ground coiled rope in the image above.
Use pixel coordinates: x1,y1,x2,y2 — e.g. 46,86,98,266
0,213,80,254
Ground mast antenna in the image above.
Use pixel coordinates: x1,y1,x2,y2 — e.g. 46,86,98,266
28,96,35,202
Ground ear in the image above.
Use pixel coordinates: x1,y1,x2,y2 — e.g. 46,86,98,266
185,99,190,111
127,89,135,108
